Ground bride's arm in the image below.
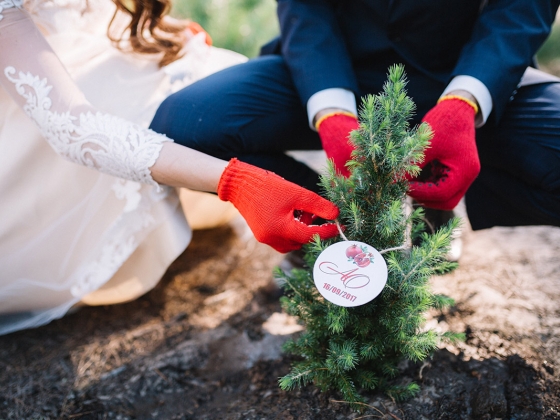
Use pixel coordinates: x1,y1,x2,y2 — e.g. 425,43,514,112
0,5,224,193
0,5,341,252
152,144,227,192
0,5,226,193
0,4,227,192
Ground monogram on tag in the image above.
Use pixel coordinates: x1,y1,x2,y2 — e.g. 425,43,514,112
313,241,388,307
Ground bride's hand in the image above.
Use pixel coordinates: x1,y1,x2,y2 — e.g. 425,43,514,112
161,15,213,46
151,146,338,252
217,159,340,253
184,21,212,46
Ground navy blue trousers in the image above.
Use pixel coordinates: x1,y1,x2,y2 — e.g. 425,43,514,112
150,56,560,230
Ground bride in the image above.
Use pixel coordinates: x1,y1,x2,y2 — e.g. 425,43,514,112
0,0,339,335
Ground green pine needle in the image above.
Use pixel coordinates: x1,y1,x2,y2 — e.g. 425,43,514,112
277,65,463,411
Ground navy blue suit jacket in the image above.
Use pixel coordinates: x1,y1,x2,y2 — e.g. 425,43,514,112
262,0,559,121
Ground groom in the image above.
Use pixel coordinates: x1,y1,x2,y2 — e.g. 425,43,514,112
151,0,560,231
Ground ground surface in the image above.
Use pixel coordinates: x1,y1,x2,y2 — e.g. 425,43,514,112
1,216,560,419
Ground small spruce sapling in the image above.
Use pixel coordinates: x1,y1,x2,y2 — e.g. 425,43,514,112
276,65,464,408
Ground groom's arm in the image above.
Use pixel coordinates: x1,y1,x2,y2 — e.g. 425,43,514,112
448,0,559,122
277,0,358,127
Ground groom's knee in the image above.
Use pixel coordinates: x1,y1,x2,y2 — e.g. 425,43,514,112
150,75,237,155
150,56,301,156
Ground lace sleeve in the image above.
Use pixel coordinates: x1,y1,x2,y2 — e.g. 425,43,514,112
0,5,171,187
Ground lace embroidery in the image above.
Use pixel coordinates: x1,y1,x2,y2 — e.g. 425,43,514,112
69,218,154,297
0,0,22,20
69,178,173,297
112,180,143,213
70,184,160,297
4,66,170,188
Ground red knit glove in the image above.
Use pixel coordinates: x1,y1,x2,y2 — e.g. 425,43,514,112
217,159,340,253
316,112,359,177
408,97,480,210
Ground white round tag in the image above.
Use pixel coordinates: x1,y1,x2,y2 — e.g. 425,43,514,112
313,241,388,307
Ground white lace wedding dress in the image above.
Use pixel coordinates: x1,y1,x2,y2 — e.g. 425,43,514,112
0,0,246,335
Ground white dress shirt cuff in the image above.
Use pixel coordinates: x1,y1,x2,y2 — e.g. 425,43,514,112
307,88,357,130
442,75,493,127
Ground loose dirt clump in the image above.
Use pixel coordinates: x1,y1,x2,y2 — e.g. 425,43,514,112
1,217,559,419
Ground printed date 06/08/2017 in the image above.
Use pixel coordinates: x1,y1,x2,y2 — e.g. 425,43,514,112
323,282,357,302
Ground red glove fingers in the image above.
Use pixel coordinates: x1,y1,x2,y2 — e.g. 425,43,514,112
408,96,480,210
217,159,340,253
185,21,212,46
316,112,359,178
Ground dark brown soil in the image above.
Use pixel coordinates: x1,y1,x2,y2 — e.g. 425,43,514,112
1,219,559,419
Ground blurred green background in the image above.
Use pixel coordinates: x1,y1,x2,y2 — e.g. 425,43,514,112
537,23,560,77
172,0,560,76
172,0,279,58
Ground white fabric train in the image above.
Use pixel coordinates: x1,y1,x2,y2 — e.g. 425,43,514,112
0,0,246,334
